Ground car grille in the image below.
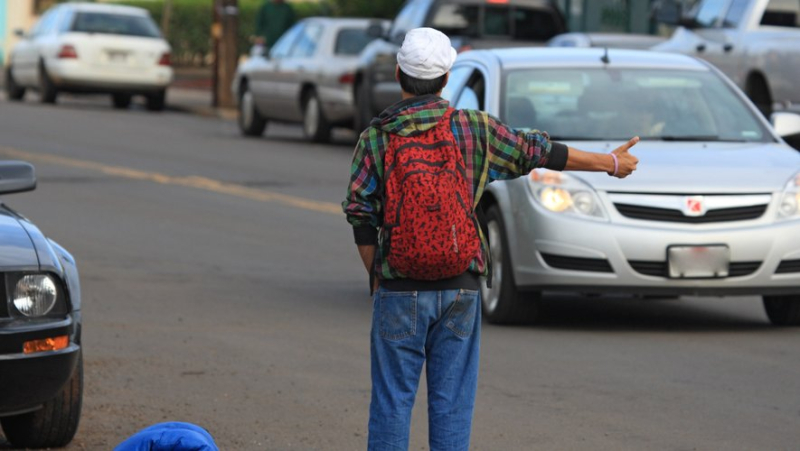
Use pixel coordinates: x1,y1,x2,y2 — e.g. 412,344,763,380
541,253,613,273
614,203,767,223
628,260,761,278
776,259,800,274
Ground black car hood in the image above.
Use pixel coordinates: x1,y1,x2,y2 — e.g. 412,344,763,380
0,208,39,269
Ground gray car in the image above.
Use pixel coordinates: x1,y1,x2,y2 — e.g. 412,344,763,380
232,17,387,143
441,47,800,326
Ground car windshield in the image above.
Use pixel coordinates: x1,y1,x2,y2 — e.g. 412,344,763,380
71,12,161,38
502,68,771,142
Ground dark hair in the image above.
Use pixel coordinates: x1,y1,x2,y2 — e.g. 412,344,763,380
398,69,447,96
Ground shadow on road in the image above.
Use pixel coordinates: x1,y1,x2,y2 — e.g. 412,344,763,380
511,294,771,333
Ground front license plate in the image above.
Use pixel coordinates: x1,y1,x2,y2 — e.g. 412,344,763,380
668,245,729,279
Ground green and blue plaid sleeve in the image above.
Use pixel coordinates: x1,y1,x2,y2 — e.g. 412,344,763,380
467,111,567,183
342,129,384,245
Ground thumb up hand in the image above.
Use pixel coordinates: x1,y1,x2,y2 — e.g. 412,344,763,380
609,136,640,179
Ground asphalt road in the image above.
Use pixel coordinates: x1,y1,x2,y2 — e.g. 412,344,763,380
0,94,798,450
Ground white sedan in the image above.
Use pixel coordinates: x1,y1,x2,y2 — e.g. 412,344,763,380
442,48,800,326
5,2,173,110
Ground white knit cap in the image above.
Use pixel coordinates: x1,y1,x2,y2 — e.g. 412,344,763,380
397,28,457,80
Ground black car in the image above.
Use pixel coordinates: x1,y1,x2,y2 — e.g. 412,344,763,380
352,0,566,131
0,161,83,448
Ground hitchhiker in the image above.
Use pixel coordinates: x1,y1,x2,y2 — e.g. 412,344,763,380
343,28,639,450
253,0,296,52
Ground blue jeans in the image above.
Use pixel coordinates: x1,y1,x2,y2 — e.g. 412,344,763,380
368,288,481,451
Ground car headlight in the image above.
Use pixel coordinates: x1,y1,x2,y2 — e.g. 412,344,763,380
527,170,608,220
6,274,64,318
777,173,800,220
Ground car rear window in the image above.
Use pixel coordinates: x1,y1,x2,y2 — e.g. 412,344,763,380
335,28,373,55
71,12,161,38
428,3,560,41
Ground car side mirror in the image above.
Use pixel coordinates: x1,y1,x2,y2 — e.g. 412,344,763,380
772,112,800,138
0,161,36,195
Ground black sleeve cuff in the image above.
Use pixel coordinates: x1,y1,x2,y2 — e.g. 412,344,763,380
545,142,568,171
353,226,378,246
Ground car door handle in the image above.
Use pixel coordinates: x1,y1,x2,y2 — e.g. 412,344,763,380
696,43,706,53
723,43,734,52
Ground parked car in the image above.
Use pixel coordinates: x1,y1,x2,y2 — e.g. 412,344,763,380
0,161,83,448
653,0,800,117
441,47,800,326
5,2,172,110
232,17,388,142
352,0,566,132
547,32,666,49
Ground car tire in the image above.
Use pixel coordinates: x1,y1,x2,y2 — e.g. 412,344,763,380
5,66,26,101
238,83,267,137
1,351,83,448
302,90,331,143
746,74,772,118
354,80,374,133
145,89,167,111
480,205,541,324
39,63,58,104
112,93,132,109
763,295,800,326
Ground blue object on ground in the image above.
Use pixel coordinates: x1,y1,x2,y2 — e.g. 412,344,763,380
114,422,219,451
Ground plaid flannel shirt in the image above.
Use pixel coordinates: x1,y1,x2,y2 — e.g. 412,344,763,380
343,95,568,281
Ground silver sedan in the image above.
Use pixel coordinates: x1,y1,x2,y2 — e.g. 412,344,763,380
441,48,800,326
232,17,387,142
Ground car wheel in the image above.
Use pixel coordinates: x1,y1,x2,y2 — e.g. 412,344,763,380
39,63,58,104
354,80,374,133
238,84,267,137
145,89,167,111
112,93,132,109
5,66,26,101
1,351,83,448
763,295,800,326
480,205,541,324
303,90,331,143
746,74,772,118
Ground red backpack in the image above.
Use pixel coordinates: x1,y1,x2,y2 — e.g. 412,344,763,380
383,108,481,280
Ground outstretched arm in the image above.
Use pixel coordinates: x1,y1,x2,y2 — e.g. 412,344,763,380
565,137,640,178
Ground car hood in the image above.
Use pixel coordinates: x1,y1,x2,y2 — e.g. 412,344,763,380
0,209,39,268
561,141,800,193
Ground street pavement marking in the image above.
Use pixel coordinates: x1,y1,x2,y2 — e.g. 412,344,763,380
0,146,343,216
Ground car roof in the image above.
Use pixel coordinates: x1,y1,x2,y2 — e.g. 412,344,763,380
61,2,149,16
461,48,710,71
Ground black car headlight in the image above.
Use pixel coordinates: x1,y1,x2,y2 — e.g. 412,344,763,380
5,273,67,318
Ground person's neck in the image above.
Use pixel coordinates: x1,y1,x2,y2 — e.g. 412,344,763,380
401,91,441,100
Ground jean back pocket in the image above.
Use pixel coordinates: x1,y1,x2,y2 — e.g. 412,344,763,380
445,289,478,338
378,291,417,341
